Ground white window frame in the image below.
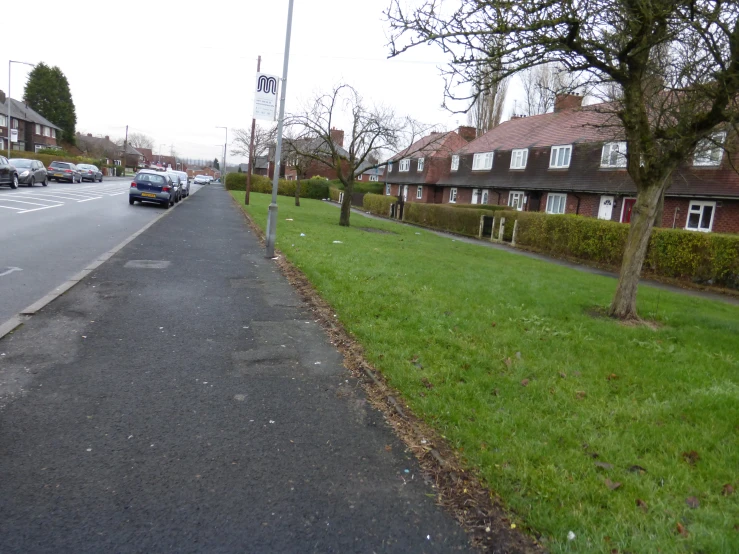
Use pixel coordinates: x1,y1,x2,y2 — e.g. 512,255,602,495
472,151,494,171
549,145,572,168
508,191,525,211
510,148,528,169
369,175,378,182
0,114,6,127
35,124,41,135
449,187,457,203
399,159,410,172
11,119,18,129
601,142,627,168
416,185,423,199
693,132,726,167
387,162,392,173
451,155,459,171
685,200,716,232
545,193,567,214
385,184,391,195
51,129,56,139
417,157,424,172
481,190,489,204
356,174,363,180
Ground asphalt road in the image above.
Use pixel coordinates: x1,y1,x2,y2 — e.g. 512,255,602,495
0,177,201,323
0,184,471,553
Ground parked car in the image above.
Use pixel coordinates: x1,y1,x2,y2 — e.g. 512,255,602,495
0,156,19,189
166,172,183,203
193,174,210,185
48,161,82,183
77,164,103,182
172,170,190,197
129,169,175,209
9,158,48,187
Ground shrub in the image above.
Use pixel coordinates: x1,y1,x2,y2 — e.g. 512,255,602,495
404,203,492,236
363,193,395,216
6,151,97,168
329,187,341,202
447,203,508,213
224,173,329,199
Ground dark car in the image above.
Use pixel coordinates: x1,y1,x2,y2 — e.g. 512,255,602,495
48,161,81,183
0,156,19,189
9,158,48,187
76,164,103,182
129,169,175,209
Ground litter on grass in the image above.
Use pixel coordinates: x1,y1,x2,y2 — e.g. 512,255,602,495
567,531,576,541
332,241,343,244
300,233,306,237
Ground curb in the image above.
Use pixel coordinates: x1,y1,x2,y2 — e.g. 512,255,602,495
0,190,197,341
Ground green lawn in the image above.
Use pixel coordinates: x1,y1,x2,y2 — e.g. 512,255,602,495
234,192,739,553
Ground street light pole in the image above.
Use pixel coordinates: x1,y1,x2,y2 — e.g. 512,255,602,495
265,0,295,258
7,60,35,159
216,126,227,182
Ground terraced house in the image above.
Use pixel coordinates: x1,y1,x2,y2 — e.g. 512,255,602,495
0,90,61,153
387,94,739,234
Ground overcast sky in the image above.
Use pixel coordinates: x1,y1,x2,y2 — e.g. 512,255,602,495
4,0,525,163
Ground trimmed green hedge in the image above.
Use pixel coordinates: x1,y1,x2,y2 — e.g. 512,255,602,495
511,211,739,289
447,203,508,213
224,173,329,199
404,203,492,237
6,151,97,167
363,193,395,216
329,187,341,202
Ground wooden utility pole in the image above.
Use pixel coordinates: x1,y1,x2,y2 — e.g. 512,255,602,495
123,125,129,176
245,55,261,205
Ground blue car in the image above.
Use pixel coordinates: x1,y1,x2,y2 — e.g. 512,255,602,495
129,169,174,209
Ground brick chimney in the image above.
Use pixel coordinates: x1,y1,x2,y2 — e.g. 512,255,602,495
87,133,93,137
554,94,584,113
457,125,477,142
330,128,344,148
105,135,110,141
0,90,5,104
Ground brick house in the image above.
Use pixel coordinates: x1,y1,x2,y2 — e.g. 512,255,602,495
0,90,61,153
427,95,739,234
75,133,145,167
356,165,386,182
384,126,476,202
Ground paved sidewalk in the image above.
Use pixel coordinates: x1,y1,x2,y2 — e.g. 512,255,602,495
0,187,470,553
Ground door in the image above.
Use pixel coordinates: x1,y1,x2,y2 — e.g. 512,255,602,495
528,191,542,212
402,185,408,201
598,196,615,220
481,190,489,205
621,198,636,223
471,188,480,204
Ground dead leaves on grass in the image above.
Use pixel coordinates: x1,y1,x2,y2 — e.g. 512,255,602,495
676,522,689,537
685,496,700,509
682,450,700,466
605,478,622,490
636,499,648,513
722,483,734,496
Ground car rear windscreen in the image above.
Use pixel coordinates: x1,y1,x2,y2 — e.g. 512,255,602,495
137,174,166,185
50,162,70,168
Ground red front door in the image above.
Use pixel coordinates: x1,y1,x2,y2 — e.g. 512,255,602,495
621,198,636,223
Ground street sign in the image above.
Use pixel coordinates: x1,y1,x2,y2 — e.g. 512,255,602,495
253,72,279,121
10,129,18,143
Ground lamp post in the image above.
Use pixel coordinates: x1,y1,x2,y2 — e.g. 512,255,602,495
216,126,227,181
7,60,35,158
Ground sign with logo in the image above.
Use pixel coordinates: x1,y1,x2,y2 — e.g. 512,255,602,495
253,72,279,121
10,129,18,143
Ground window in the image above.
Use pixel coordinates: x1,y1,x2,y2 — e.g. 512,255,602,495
685,201,716,232
43,126,51,137
601,142,627,168
549,145,572,168
510,148,528,169
399,159,410,172
386,184,391,195
417,158,424,172
387,161,392,174
35,124,41,135
546,193,567,214
472,151,494,170
0,114,6,127
11,119,18,129
416,185,423,199
451,155,459,171
449,187,457,203
693,133,726,167
51,129,56,139
508,191,525,211
369,175,378,182
356,174,363,180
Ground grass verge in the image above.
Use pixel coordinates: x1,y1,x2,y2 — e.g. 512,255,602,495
233,191,739,553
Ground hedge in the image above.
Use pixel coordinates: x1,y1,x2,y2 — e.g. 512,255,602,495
404,203,492,237
510,211,739,289
224,173,329,199
363,193,395,216
329,187,341,202
6,151,98,167
447,203,508,213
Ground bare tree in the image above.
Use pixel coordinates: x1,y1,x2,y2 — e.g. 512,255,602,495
388,0,739,320
231,125,278,171
286,84,413,227
519,63,582,116
127,132,155,150
283,132,317,207
467,74,508,134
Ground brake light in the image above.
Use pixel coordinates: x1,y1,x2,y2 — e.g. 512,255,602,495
47,166,54,171
163,186,170,192
64,169,71,173
130,182,137,188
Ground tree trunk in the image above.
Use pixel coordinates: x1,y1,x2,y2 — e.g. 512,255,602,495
608,184,665,320
653,188,665,227
339,180,354,226
295,178,301,207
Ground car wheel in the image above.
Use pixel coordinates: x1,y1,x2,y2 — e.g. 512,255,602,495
163,201,170,210
129,198,135,205
10,175,18,189
28,177,35,187
42,175,48,186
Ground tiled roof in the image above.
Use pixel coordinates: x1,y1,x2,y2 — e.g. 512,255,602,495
0,97,62,130
391,131,468,161
457,103,621,154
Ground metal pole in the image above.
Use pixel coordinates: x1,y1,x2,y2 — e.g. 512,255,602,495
265,0,294,258
245,55,261,205
7,61,10,159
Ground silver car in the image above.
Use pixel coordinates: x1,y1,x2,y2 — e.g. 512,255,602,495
77,164,103,182
173,170,190,197
166,172,183,203
129,169,175,209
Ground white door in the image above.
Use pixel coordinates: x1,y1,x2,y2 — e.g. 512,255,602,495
598,196,615,220
402,185,408,201
481,190,489,205
471,188,480,204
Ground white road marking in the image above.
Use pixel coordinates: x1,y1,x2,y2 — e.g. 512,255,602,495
0,267,22,277
0,198,58,207
0,205,23,211
18,205,62,214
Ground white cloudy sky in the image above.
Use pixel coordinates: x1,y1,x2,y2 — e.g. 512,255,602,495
4,0,524,162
